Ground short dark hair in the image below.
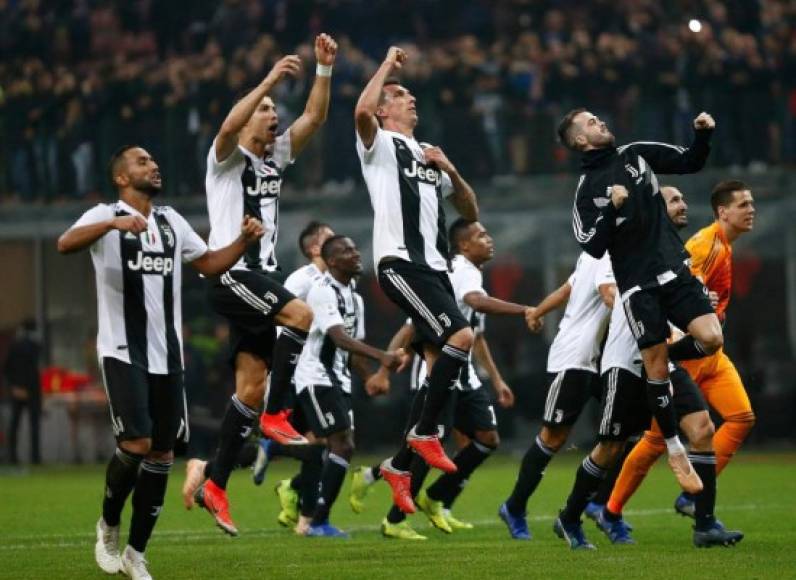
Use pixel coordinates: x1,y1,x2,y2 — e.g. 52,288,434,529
711,180,749,217
320,234,348,263
448,218,476,255
298,221,332,259
376,78,402,127
557,108,586,151
108,144,139,188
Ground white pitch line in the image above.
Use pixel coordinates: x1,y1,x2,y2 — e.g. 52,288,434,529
0,503,771,551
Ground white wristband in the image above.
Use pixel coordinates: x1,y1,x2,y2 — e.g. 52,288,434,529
316,63,333,77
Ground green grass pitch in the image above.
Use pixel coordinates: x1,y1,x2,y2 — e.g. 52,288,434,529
2,452,795,579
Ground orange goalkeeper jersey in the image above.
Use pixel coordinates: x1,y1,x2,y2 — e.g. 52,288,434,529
686,221,732,320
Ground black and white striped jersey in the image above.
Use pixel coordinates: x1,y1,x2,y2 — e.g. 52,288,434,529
69,200,208,374
294,273,365,394
547,252,614,374
205,132,293,272
356,128,455,271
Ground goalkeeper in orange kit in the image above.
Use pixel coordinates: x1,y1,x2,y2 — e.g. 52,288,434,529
599,180,756,528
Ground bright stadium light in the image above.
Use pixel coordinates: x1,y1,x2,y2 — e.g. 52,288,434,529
688,19,702,33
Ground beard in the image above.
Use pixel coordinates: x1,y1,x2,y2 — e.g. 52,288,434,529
134,177,162,196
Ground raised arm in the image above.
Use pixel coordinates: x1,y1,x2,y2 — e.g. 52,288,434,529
57,214,147,254
288,34,337,158
214,55,302,162
354,46,406,149
621,112,715,175
190,216,264,276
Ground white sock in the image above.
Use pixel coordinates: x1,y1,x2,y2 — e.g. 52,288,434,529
363,467,376,485
665,436,686,456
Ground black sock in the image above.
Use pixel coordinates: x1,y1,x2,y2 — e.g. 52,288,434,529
236,440,258,469
387,455,429,524
646,378,679,439
370,465,383,482
298,446,325,517
266,327,307,413
505,435,555,516
593,438,638,505
560,456,607,524
391,388,428,471
128,460,171,553
210,395,258,490
415,345,468,435
102,448,143,526
427,440,494,505
290,473,303,491
690,451,717,531
390,445,416,471
668,336,708,361
311,452,349,525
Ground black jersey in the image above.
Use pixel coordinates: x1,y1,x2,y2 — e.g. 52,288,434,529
571,129,712,294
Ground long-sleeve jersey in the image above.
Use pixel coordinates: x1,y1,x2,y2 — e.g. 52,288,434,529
686,221,732,321
571,129,712,294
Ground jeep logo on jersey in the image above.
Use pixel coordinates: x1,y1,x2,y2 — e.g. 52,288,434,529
127,251,174,275
403,159,441,186
246,175,282,197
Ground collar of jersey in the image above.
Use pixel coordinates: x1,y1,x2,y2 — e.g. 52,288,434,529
324,271,352,290
117,199,150,220
580,146,618,169
452,253,478,271
382,129,417,144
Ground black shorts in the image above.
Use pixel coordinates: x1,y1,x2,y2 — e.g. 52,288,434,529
297,386,352,437
207,270,296,366
100,357,188,451
452,388,498,437
621,269,714,350
597,366,708,441
542,369,601,428
377,259,469,347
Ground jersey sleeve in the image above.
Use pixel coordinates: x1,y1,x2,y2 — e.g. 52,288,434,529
355,293,366,340
284,269,308,298
621,129,712,175
308,285,344,334
271,131,294,170
355,127,391,165
70,204,114,230
572,174,617,259
169,210,208,263
453,264,486,302
207,139,244,176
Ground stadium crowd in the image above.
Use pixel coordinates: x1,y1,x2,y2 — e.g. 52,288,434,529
1,0,794,203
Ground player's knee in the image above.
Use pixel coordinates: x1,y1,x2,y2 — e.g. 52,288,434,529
539,427,567,452
447,327,474,351
475,430,499,449
685,414,715,451
146,449,174,463
120,438,152,456
700,330,723,355
280,299,313,331
593,441,625,467
329,434,354,462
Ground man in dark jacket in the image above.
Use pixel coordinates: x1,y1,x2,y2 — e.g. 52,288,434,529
5,319,42,464
548,109,725,549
